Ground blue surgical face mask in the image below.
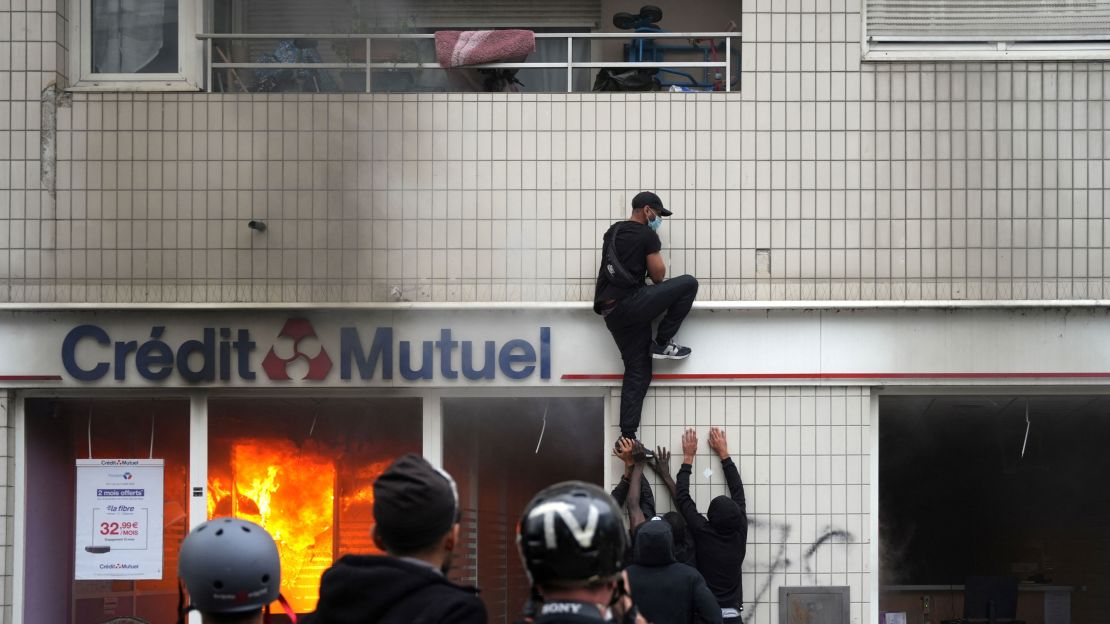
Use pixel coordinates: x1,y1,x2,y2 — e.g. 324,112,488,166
648,212,663,232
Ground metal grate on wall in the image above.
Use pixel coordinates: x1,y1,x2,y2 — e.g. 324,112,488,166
866,0,1110,41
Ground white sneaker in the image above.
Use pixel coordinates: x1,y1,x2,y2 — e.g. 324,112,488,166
652,341,692,360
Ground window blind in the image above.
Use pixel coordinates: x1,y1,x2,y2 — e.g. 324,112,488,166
245,0,601,33
867,0,1110,41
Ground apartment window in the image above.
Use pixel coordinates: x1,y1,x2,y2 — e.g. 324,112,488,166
863,0,1110,61
69,0,203,90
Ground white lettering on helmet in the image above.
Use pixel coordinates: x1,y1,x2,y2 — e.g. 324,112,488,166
528,500,599,550
541,602,584,615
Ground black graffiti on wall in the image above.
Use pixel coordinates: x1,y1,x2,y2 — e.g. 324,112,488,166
742,517,855,623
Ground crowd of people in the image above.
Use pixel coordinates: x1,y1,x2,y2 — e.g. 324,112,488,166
176,427,747,624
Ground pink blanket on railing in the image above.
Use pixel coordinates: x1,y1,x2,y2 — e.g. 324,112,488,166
435,30,536,68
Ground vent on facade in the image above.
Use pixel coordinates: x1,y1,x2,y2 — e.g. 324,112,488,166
778,586,850,624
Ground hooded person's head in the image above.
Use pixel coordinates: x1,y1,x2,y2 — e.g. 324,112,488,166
662,511,688,546
631,518,675,567
707,495,744,534
372,453,461,573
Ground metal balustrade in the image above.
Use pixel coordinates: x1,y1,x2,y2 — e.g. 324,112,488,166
196,31,739,93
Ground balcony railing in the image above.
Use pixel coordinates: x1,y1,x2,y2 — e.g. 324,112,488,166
195,31,739,94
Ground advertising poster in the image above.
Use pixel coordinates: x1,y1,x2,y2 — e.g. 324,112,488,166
74,459,164,580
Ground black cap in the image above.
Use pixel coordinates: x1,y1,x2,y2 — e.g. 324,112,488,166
373,454,459,553
631,191,672,217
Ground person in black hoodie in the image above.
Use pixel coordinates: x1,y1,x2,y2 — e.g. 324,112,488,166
305,453,488,624
645,446,698,568
625,519,722,624
676,427,749,624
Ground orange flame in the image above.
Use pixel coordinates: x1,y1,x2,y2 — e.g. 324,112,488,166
340,459,393,510
206,477,230,518
207,439,391,614
208,439,334,614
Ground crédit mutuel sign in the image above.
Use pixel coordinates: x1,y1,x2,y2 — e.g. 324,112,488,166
60,318,552,384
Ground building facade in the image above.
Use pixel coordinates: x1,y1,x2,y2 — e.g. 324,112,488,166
3,1,1109,623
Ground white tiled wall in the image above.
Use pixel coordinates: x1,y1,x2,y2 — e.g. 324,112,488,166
0,394,11,622
607,386,871,624
0,0,65,613
2,1,1110,302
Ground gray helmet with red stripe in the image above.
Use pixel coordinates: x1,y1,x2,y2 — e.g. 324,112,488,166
178,517,281,615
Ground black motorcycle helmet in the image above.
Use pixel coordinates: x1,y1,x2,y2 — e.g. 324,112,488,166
517,481,628,588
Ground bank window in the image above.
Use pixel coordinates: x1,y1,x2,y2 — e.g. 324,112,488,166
69,0,203,90
880,395,1104,621
206,397,422,617
864,0,1110,62
442,397,604,619
23,398,190,624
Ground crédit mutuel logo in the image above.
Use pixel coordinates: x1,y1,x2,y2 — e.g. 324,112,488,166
60,319,551,383
261,318,333,381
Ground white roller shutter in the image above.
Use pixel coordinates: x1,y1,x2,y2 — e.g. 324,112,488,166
867,0,1110,42
245,0,600,33
365,0,600,28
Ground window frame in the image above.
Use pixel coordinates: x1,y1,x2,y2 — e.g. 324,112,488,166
68,0,204,91
860,1,1110,63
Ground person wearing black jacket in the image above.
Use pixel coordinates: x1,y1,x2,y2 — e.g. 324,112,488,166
626,519,723,624
676,427,749,623
645,445,698,568
594,191,699,440
305,454,487,624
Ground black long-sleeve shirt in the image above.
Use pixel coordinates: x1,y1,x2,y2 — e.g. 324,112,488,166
610,472,656,518
675,457,749,610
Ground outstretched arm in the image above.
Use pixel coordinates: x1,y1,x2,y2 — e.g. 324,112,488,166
649,446,678,500
675,428,709,531
708,427,747,515
610,437,637,507
626,461,647,533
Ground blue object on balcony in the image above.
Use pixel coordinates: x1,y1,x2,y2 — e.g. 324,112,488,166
252,39,338,92
614,5,739,91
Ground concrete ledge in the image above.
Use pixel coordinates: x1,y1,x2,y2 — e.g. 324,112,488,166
0,299,1107,311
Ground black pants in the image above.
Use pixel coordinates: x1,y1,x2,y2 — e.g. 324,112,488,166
605,275,699,438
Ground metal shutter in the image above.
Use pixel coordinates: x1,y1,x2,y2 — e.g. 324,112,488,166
245,0,600,33
867,0,1110,42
